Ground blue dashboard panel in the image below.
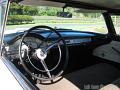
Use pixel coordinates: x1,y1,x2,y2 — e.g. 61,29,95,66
4,30,97,44
40,31,96,38
59,31,96,37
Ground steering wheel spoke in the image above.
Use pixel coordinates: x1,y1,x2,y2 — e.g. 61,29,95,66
40,60,52,78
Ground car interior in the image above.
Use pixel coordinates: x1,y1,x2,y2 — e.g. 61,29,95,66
3,0,120,90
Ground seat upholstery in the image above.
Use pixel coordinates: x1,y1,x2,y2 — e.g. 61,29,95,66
36,78,80,90
100,84,120,90
36,63,120,90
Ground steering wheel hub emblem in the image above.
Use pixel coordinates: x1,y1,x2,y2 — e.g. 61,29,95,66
36,49,47,60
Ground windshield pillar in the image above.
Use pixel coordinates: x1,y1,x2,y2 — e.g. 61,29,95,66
103,12,116,35
0,0,10,56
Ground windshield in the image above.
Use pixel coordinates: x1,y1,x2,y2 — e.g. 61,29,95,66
6,3,108,34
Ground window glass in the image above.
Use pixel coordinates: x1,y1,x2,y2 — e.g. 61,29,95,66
111,16,120,34
6,5,108,34
0,0,8,50
0,0,8,29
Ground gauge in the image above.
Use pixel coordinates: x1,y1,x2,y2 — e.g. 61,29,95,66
24,37,42,49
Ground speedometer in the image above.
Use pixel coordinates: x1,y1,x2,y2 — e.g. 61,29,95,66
24,37,42,48
26,41,38,48
6,36,43,59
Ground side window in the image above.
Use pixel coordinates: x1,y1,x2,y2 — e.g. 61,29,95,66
0,1,3,28
0,0,8,29
112,16,120,35
0,0,8,51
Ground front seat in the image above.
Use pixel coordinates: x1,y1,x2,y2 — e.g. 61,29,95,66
100,84,120,90
36,63,120,90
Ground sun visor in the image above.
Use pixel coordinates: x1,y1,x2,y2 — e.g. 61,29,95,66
19,0,65,7
73,0,120,9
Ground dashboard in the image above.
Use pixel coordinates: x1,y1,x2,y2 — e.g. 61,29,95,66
4,30,97,59
65,38,91,45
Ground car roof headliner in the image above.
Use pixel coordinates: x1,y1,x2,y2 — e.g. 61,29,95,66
12,0,120,12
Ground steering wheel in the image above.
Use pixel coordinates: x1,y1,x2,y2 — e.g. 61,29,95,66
19,25,69,82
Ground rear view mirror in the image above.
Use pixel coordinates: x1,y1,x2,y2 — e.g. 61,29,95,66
57,12,72,18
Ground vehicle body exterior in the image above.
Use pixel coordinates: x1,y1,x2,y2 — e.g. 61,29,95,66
1,0,120,90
